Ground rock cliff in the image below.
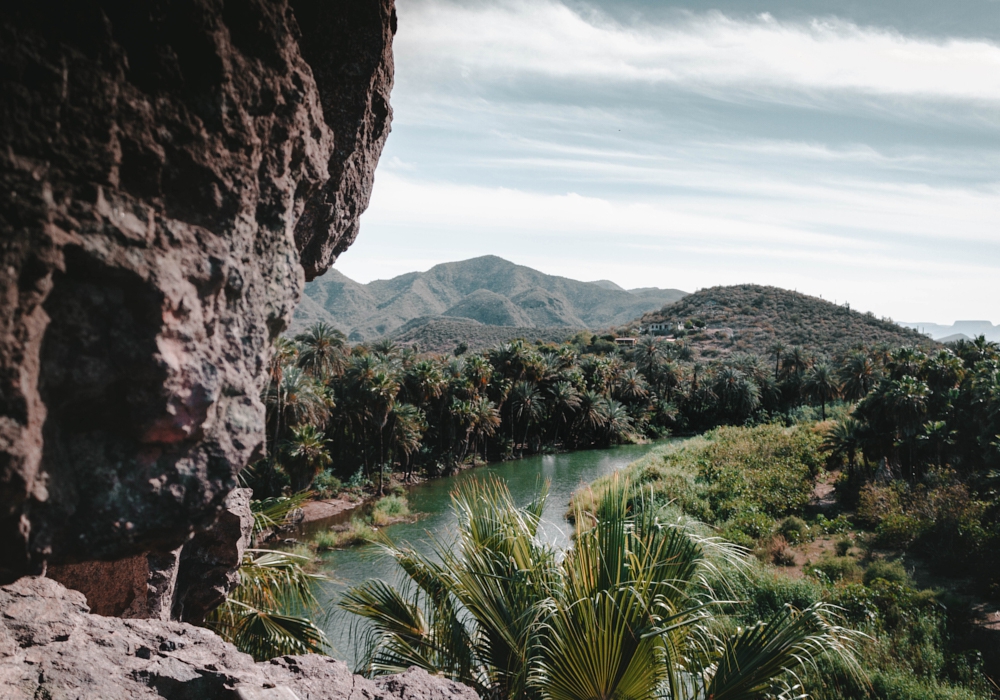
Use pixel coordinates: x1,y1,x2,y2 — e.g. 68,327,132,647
0,0,394,582
0,576,478,700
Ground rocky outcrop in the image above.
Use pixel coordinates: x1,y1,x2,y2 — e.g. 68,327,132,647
0,577,479,700
44,487,253,621
0,0,394,582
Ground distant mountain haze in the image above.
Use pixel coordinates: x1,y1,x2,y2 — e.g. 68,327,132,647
900,321,1000,342
292,256,688,340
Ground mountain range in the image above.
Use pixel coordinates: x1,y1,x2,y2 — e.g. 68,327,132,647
292,256,687,340
899,320,1000,343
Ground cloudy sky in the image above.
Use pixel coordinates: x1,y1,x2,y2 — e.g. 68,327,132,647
333,0,1000,325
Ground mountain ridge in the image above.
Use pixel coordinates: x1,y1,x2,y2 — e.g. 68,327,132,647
292,256,687,340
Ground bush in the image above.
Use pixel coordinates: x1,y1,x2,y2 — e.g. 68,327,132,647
698,424,822,521
311,470,342,498
864,559,909,587
806,556,861,583
835,536,853,556
766,535,797,567
777,515,810,544
722,511,775,547
312,518,374,550
371,495,410,526
875,513,929,548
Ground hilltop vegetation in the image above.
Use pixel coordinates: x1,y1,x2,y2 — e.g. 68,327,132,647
292,256,686,340
388,316,580,354
640,284,934,361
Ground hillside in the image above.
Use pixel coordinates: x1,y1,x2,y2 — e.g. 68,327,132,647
291,256,687,340
388,317,581,354
640,284,936,360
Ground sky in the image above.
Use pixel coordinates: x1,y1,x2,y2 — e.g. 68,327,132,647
332,0,1000,325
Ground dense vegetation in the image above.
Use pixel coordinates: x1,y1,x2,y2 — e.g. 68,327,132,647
343,476,864,700
639,284,934,362
252,318,943,499
389,316,578,354
577,427,997,700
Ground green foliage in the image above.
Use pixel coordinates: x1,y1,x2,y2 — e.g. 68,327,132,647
311,518,374,550
206,549,329,661
863,560,909,587
806,556,862,583
777,516,810,544
343,476,864,700
311,470,342,498
370,495,410,526
699,425,822,521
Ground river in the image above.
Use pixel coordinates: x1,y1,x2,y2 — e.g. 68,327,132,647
310,440,674,667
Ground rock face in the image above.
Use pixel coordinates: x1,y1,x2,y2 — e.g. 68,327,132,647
0,577,480,700
0,0,395,582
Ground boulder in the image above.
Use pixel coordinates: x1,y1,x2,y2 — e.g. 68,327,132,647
0,0,395,582
0,576,480,700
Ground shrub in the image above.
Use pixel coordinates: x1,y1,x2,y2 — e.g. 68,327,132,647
814,512,853,535
311,470,342,498
766,535,797,567
806,555,861,583
875,513,929,548
313,518,374,550
722,511,775,548
371,495,410,526
864,559,909,587
857,483,903,527
777,515,810,544
835,536,853,556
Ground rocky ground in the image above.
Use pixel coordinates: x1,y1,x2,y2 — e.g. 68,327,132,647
0,577,477,700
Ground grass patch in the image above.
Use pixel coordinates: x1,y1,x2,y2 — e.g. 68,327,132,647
312,517,375,551
371,495,411,527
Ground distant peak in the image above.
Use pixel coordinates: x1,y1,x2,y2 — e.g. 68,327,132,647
589,279,626,291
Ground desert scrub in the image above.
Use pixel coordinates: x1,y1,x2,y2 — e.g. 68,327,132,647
370,495,410,527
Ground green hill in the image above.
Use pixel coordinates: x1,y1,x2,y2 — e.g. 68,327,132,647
640,284,935,360
388,317,581,354
292,256,687,340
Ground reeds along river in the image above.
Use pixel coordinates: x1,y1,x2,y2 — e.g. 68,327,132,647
311,440,678,667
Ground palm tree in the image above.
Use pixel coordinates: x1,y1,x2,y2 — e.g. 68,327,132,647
510,380,544,456
838,352,877,402
822,418,862,476
283,424,332,491
295,322,347,378
803,363,840,421
769,341,786,381
389,403,426,481
548,381,582,446
342,476,863,700
615,367,650,403
600,398,634,445
207,548,329,661
714,367,760,424
575,390,608,447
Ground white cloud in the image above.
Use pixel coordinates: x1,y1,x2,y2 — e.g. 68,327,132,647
397,1,1000,102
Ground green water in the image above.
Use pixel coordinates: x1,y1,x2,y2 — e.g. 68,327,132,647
314,440,675,667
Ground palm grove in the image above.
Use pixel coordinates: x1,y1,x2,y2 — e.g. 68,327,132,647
254,324,998,503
